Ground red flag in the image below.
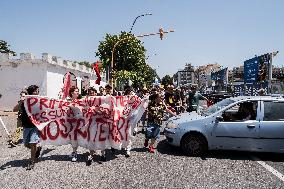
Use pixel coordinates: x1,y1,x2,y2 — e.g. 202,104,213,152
62,72,71,100
93,61,101,85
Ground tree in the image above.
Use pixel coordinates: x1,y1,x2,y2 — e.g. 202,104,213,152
96,32,158,88
161,75,173,87
72,61,96,69
0,40,16,56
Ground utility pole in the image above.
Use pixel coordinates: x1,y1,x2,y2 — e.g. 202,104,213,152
268,51,279,94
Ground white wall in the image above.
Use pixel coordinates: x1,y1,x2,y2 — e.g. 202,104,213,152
0,53,105,111
0,60,46,110
46,68,65,99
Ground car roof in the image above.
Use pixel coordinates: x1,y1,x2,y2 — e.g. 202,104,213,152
230,95,284,102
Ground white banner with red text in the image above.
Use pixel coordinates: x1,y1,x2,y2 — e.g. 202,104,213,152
24,95,148,150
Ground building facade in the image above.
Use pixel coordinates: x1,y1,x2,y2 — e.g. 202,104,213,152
0,53,106,111
173,63,195,87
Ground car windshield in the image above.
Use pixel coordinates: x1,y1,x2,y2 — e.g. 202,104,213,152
202,98,235,116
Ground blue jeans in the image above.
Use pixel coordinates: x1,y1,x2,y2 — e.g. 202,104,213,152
145,123,161,140
23,127,40,144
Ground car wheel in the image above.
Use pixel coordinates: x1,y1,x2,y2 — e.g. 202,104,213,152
181,134,208,156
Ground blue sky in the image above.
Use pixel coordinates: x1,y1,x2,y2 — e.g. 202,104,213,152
1,0,283,77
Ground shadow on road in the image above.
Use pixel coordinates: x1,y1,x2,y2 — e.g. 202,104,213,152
0,159,28,170
156,139,184,156
0,149,120,170
157,139,284,162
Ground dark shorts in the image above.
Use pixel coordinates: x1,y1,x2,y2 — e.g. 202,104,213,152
145,123,161,140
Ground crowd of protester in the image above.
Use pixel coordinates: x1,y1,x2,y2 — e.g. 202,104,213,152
9,82,212,170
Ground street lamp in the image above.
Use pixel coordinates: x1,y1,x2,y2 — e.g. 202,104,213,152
110,29,174,88
129,13,152,33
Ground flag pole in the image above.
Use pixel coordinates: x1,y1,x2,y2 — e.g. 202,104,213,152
0,117,10,137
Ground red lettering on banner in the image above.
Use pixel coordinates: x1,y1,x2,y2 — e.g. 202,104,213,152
39,98,49,110
62,101,71,108
93,119,100,142
59,119,69,138
118,96,128,107
67,108,75,118
117,117,125,140
129,96,141,109
25,95,145,148
30,114,41,125
33,113,39,121
57,100,64,109
123,107,131,116
124,119,130,141
47,121,60,140
82,108,87,117
98,123,106,141
40,127,47,140
86,118,92,141
48,110,56,119
114,109,121,122
40,112,49,122
66,118,77,140
108,123,115,141
27,97,38,113
48,99,53,109
102,108,112,119
74,118,87,140
76,99,85,107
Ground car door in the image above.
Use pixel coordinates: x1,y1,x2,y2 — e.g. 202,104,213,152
211,100,260,151
258,100,284,152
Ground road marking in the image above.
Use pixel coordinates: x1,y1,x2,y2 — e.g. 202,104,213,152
251,155,284,182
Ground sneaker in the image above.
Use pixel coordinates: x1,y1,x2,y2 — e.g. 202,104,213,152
100,155,106,162
35,146,42,159
125,151,130,158
144,139,148,148
86,155,93,166
8,141,17,148
149,146,155,153
26,161,35,170
111,148,116,154
71,152,78,162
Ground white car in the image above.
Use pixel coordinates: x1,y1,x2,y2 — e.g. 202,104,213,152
164,96,284,156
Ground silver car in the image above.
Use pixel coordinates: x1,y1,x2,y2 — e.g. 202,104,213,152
164,96,284,156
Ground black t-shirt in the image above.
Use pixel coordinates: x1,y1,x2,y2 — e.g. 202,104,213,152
164,91,175,107
20,102,36,128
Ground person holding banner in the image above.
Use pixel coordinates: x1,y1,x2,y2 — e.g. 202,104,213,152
98,84,114,162
20,85,41,170
87,87,97,96
68,86,82,162
86,87,107,166
105,84,113,96
8,89,27,147
123,85,136,158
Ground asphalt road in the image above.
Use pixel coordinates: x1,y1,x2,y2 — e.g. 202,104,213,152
0,114,284,189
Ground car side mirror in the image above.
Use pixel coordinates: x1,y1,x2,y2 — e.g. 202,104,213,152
216,115,224,122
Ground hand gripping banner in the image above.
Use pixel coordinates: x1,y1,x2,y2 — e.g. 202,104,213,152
24,95,148,150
